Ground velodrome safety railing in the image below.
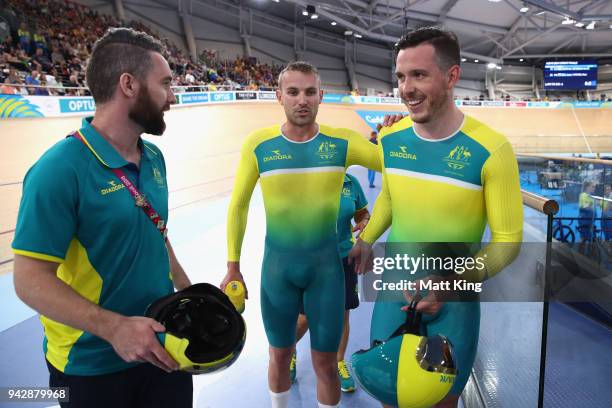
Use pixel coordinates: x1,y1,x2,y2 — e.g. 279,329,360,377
464,191,557,408
466,180,611,407
518,154,611,262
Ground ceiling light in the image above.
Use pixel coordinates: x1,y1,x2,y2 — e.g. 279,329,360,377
302,10,308,16
562,17,575,25
310,14,318,19
520,6,529,13
487,62,497,69
354,33,363,38
575,22,585,27
461,57,467,62
586,21,595,29
519,58,524,62
331,21,337,26
272,0,279,2
496,66,502,70
344,30,353,36
474,59,479,63
488,0,502,2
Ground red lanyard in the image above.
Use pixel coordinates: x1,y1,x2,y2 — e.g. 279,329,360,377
71,131,168,240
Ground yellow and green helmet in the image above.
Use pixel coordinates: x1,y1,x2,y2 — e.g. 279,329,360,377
146,283,246,374
350,301,457,408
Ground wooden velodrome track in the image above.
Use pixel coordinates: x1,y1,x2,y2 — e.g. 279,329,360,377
1,102,611,275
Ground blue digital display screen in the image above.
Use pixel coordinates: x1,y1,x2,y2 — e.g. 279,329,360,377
544,60,598,90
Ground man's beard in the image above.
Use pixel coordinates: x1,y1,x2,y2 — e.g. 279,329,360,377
403,88,448,124
129,86,167,135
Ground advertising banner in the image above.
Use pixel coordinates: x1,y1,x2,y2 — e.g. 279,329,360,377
59,97,96,114
179,92,209,104
1,93,610,120
322,93,353,104
210,92,235,103
236,91,257,100
258,91,277,100
355,110,407,131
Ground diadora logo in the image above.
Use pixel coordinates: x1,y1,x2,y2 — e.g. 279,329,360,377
389,145,417,160
342,187,351,196
100,180,125,195
444,145,471,171
317,141,338,160
263,149,293,162
439,375,454,384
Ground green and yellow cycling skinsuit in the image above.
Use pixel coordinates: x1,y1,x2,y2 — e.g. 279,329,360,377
361,115,523,394
227,124,380,351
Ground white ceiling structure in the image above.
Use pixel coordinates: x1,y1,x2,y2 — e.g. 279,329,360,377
213,0,612,65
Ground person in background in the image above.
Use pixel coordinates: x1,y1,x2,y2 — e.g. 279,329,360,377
368,130,378,188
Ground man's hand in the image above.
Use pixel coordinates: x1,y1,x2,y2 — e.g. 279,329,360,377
352,208,370,239
352,218,369,238
382,113,405,128
348,238,374,275
107,316,179,373
401,275,455,315
221,262,248,299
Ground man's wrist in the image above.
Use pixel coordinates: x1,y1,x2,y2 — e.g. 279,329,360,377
227,261,241,274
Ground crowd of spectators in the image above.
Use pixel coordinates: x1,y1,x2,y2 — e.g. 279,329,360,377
0,0,282,96
0,0,607,101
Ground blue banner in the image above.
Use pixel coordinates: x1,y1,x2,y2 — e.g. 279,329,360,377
355,110,406,130
59,98,96,113
179,93,209,104
572,101,601,108
210,92,235,102
322,93,354,104
527,102,550,107
360,96,380,104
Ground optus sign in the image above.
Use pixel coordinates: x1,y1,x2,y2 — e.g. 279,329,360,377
59,98,96,113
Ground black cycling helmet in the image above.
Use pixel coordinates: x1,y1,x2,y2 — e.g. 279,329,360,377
146,283,246,374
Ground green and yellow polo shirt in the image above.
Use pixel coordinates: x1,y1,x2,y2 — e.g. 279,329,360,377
12,117,174,375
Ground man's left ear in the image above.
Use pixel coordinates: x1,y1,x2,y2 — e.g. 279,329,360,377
448,65,461,88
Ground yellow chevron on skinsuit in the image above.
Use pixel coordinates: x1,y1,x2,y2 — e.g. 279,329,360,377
43,238,103,372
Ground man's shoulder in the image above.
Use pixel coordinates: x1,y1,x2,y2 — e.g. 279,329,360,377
244,125,282,148
39,136,86,164
26,136,85,184
319,124,362,140
462,115,509,153
142,139,163,158
379,116,413,140
345,173,358,183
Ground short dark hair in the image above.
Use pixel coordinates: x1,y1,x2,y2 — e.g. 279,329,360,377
394,27,460,70
278,61,320,89
86,27,166,104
